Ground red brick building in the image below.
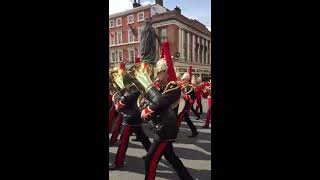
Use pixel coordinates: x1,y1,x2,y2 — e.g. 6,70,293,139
109,1,166,67
151,7,212,80
109,0,212,80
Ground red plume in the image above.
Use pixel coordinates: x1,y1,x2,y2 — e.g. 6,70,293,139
134,47,140,63
161,41,177,82
119,63,125,71
135,57,140,63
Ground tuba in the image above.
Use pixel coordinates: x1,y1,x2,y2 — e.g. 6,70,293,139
109,67,125,90
128,62,155,94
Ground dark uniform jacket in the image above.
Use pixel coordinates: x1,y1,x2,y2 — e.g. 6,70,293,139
112,86,142,125
144,80,181,140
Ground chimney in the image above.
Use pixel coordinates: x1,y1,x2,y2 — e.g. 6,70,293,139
174,6,181,14
133,0,141,8
155,0,163,6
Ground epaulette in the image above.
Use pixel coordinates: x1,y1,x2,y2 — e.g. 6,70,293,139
162,81,179,94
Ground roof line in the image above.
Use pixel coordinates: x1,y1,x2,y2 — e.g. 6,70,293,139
109,4,152,18
151,12,211,36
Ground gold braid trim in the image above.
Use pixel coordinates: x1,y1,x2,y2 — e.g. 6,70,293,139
162,85,180,94
162,81,179,94
112,91,121,102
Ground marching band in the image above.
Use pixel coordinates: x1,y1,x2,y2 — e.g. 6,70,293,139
108,25,212,180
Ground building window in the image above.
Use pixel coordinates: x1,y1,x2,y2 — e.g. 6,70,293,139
138,11,144,22
204,44,207,64
195,37,199,62
109,20,115,28
178,68,187,72
199,44,203,64
118,50,123,62
208,41,211,64
138,26,144,41
111,51,116,62
184,32,187,61
127,15,134,24
136,47,140,58
199,39,204,64
189,47,192,62
160,28,167,42
128,29,134,43
116,17,122,27
110,32,115,45
128,48,135,63
190,34,193,62
116,31,122,44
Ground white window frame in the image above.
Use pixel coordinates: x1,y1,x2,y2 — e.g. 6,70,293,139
128,48,135,63
116,17,122,27
128,29,134,43
161,28,167,37
109,20,115,28
137,11,144,22
138,26,144,42
117,50,123,62
110,50,116,63
116,31,122,44
127,14,134,24
160,28,167,42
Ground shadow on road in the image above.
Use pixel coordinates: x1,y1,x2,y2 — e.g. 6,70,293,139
109,111,212,180
109,152,211,180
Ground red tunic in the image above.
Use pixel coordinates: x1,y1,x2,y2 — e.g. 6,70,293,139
195,84,205,99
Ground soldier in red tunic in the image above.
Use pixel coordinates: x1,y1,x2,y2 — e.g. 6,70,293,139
194,77,204,115
202,80,212,128
176,72,199,137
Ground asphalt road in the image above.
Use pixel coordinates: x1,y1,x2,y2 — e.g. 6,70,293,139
109,99,211,180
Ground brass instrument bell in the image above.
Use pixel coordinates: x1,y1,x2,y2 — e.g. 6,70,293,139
109,67,125,90
128,62,155,93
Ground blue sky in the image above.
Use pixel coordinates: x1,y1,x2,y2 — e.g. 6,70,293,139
109,0,211,31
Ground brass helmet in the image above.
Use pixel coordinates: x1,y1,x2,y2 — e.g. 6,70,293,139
109,67,125,90
181,72,190,81
197,76,202,83
155,58,167,74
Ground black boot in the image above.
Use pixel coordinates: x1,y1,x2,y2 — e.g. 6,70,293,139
188,131,198,138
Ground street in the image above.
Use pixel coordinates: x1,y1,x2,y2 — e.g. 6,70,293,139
109,99,212,180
